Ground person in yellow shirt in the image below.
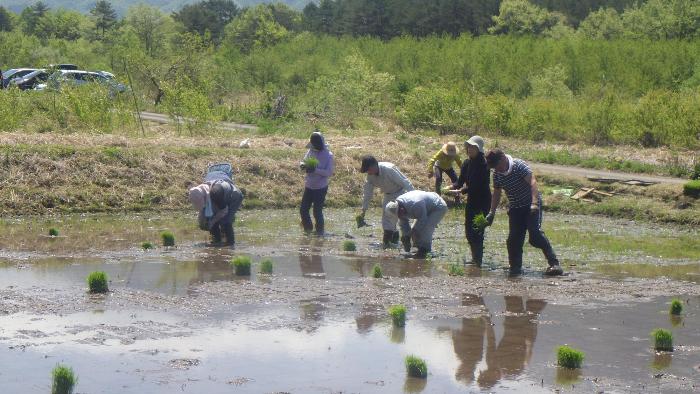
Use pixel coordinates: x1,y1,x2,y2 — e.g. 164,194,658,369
427,141,462,195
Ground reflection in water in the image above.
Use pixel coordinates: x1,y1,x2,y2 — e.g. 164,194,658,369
355,304,380,334
652,353,672,370
669,315,683,328
299,237,325,278
556,367,582,385
403,376,427,393
391,326,406,344
447,295,546,389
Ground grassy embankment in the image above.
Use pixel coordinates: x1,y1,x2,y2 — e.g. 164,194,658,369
1,119,697,226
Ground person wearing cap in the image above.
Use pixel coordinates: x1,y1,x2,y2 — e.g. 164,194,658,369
427,142,462,195
359,155,415,246
188,172,243,246
484,149,563,276
299,131,335,235
385,190,448,259
445,136,491,267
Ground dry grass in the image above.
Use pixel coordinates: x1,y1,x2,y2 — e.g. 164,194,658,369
0,122,695,223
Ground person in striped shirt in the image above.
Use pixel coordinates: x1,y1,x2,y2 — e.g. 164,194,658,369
484,149,563,277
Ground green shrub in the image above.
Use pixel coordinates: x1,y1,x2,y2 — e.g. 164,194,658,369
371,264,383,278
49,228,59,237
389,304,406,327
161,231,175,247
670,299,683,315
342,240,357,252
683,180,700,198
651,328,673,351
141,241,154,250
52,364,77,394
231,256,252,276
259,259,273,274
447,263,465,276
87,271,108,293
405,355,428,378
556,345,585,369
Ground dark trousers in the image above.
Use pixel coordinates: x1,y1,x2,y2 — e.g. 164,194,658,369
506,202,558,270
210,209,235,246
300,186,328,234
434,167,458,194
465,205,489,264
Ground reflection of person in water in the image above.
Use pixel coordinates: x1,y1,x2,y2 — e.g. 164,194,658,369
451,294,494,383
299,237,325,278
477,296,546,389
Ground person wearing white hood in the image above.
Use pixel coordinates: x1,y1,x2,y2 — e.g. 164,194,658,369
385,190,448,259
484,149,562,277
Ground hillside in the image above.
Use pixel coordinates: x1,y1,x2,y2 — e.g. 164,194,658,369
4,0,311,15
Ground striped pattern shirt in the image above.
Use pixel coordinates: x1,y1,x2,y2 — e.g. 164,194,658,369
493,158,539,209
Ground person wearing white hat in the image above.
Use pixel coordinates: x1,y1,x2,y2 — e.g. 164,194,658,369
427,141,462,195
385,190,448,259
446,135,491,267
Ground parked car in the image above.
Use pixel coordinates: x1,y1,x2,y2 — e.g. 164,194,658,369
2,68,40,88
8,69,49,90
45,64,79,71
36,70,127,94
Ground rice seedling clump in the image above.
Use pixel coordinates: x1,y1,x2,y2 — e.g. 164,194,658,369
259,259,273,274
405,355,428,378
161,231,175,247
389,304,406,327
231,256,252,276
87,271,108,293
556,345,585,369
670,299,683,315
651,328,673,351
52,364,77,394
342,240,357,251
371,264,383,278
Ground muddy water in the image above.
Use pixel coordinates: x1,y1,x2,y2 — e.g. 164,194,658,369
0,209,698,392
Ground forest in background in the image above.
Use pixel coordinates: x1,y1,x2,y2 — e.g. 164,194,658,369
0,0,699,149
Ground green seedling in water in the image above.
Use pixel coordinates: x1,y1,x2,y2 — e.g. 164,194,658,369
447,263,464,276
231,256,252,276
651,328,673,351
161,231,175,247
556,345,585,369
389,304,406,327
49,228,59,237
259,259,273,274
303,157,319,170
405,355,428,378
472,213,488,233
52,364,77,394
141,241,154,250
670,299,683,315
342,240,357,252
87,271,108,293
371,264,383,278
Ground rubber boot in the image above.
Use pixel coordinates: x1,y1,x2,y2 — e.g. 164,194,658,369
469,241,483,268
401,235,411,252
412,247,429,259
315,222,325,237
382,230,393,247
391,231,400,244
301,219,313,234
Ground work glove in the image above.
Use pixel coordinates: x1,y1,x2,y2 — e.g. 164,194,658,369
427,171,433,178
530,203,539,216
299,161,306,170
401,235,411,253
485,212,495,226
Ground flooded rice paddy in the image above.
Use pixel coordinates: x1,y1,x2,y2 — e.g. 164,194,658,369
0,209,698,393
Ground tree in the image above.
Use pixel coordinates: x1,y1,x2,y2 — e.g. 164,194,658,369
125,5,175,57
91,0,118,39
33,9,86,40
173,0,239,44
20,1,50,35
224,5,289,54
489,0,564,35
578,7,624,39
0,7,14,32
